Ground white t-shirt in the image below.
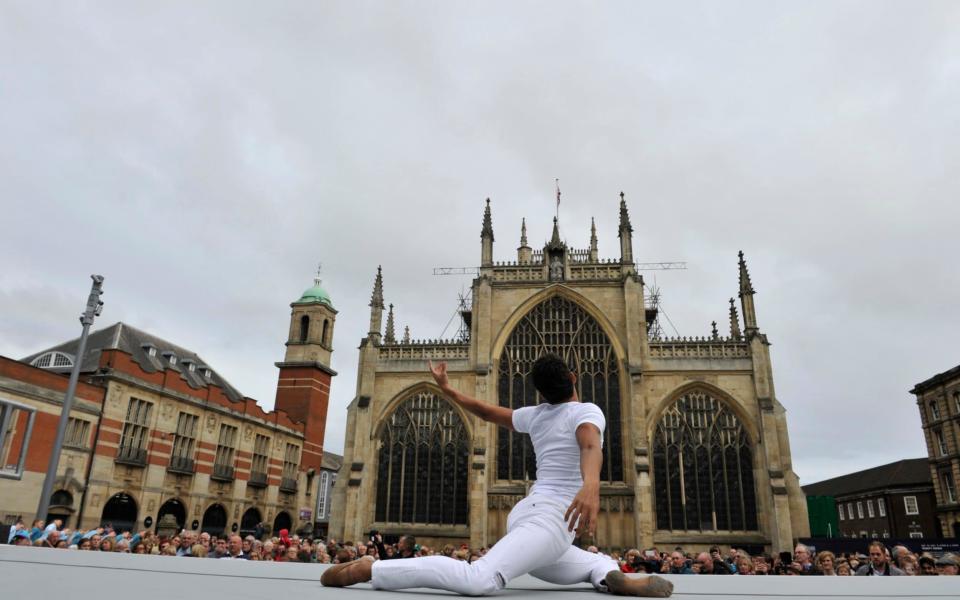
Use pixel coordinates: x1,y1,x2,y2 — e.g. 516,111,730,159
511,401,606,504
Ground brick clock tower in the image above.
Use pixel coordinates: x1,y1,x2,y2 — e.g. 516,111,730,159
274,274,337,472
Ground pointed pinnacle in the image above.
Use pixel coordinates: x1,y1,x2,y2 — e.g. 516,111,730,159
520,217,528,246
402,325,410,344
369,265,384,309
384,303,396,343
729,297,742,340
711,320,719,340
549,216,562,246
618,192,633,235
738,250,755,296
481,198,494,241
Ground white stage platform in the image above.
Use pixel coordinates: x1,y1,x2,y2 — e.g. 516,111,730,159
0,546,955,600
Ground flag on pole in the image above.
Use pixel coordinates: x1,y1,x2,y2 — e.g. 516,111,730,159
556,178,561,208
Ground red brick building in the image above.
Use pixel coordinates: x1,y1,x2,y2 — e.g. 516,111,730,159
0,277,335,537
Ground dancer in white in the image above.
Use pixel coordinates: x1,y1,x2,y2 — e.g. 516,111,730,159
321,353,673,597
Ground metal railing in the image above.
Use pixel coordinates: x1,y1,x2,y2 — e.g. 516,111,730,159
248,471,268,488
167,456,195,475
211,464,235,482
115,446,147,467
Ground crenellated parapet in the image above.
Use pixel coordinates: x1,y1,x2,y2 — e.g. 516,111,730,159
648,338,750,359
378,340,470,362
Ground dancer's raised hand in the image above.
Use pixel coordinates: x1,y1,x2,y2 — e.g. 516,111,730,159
428,360,449,388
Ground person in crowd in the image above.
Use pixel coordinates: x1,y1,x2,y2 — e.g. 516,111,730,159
7,519,26,544
372,533,417,560
191,543,207,558
856,541,905,576
176,531,194,557
918,555,937,575
321,355,673,597
733,555,753,575
791,544,814,575
691,552,724,575
210,537,229,559
898,554,919,575
836,561,852,576
935,553,958,575
815,551,837,575
662,551,692,575
753,556,771,575
220,535,244,559
621,549,643,573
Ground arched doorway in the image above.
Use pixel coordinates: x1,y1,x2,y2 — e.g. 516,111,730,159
240,507,262,538
156,498,187,535
100,493,138,533
273,511,292,535
201,504,227,537
47,490,74,528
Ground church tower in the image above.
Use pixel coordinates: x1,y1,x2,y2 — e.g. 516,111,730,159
274,271,338,472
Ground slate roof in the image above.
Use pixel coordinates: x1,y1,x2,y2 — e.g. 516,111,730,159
321,451,343,471
802,458,932,498
21,322,245,402
911,363,960,394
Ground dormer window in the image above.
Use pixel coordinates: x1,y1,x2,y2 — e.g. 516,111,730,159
142,343,158,358
162,351,178,365
201,367,213,379
30,351,74,369
188,363,196,372
182,358,197,373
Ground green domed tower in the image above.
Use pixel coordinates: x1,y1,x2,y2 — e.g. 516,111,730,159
283,273,336,366
275,269,338,473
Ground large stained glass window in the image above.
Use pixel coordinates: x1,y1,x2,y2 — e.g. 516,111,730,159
652,390,758,531
497,295,624,483
375,391,469,525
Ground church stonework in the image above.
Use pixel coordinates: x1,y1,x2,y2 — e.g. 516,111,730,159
329,195,808,552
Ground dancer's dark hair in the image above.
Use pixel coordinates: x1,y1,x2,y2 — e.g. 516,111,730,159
531,353,575,404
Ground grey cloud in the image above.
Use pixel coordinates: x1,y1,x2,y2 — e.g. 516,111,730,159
2,1,958,484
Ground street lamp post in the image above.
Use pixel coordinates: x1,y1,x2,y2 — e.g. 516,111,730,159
35,275,104,524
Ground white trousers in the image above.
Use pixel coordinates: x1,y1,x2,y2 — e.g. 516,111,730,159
371,494,619,596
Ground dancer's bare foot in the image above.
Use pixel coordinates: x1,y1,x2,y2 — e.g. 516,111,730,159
604,570,673,597
320,556,375,587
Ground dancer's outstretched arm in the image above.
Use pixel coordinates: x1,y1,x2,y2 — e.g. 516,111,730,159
429,360,514,430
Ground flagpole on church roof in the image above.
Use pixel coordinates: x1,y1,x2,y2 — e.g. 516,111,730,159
555,178,560,222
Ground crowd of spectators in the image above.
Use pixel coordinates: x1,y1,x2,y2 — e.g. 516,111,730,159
6,519,958,577
614,541,958,577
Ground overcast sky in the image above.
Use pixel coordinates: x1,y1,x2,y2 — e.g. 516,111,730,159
2,1,958,486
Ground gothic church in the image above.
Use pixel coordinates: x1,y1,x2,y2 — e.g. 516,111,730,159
329,195,808,552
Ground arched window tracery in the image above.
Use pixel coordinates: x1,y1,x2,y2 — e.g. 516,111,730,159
652,389,758,531
375,391,469,525
496,295,623,483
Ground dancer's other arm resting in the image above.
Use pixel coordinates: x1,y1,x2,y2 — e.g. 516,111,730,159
565,423,602,536
429,360,514,430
